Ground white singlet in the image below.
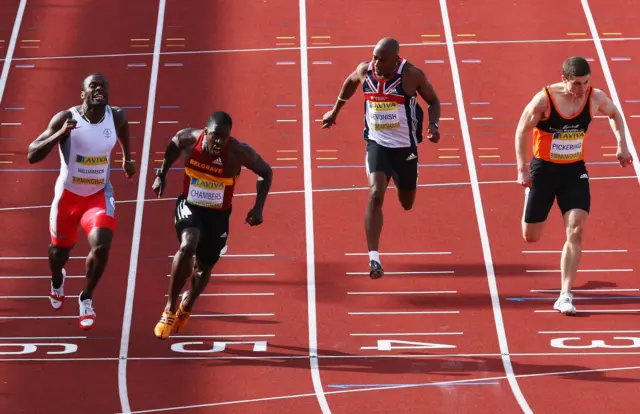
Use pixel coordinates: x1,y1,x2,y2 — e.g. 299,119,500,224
55,106,118,197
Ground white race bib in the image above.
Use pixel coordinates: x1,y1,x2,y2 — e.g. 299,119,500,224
187,177,225,208
71,154,109,185
368,101,401,131
550,131,584,161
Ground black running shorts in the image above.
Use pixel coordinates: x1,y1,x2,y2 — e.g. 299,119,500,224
523,158,591,223
174,194,230,266
365,139,419,190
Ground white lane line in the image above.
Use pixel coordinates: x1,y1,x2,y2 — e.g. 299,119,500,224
164,293,275,297
1,175,637,213
523,249,627,253
299,1,329,413
346,270,454,275
582,0,640,185
439,1,531,413
0,316,77,319
344,251,451,256
350,332,463,336
348,311,459,315
190,313,275,317
0,256,88,260
531,289,639,293
0,275,84,279
166,273,275,277
535,309,640,313
538,330,640,334
168,254,274,258
347,291,456,295
170,334,275,338
0,0,26,106
0,295,80,299
0,336,89,340
526,268,632,273
118,1,165,413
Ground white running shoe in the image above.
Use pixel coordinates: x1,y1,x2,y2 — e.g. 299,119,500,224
554,293,577,315
49,269,66,310
78,296,96,330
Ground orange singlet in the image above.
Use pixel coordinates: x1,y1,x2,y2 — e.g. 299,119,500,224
532,85,593,164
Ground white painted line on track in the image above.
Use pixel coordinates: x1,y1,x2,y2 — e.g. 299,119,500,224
190,313,275,318
350,332,463,336
118,1,166,413
531,289,638,293
3,37,640,66
348,311,459,315
538,330,640,334
347,290,456,295
0,336,89,340
164,293,275,297
344,251,451,256
170,334,275,338
535,309,640,313
116,362,640,414
0,275,84,279
526,268,632,273
1,175,636,212
523,249,627,254
298,1,329,412
346,270,454,275
582,0,640,185
0,0,26,106
439,1,531,413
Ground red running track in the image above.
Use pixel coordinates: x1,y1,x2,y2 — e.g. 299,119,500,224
1,0,640,413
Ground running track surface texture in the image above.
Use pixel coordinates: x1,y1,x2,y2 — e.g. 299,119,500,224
1,1,640,413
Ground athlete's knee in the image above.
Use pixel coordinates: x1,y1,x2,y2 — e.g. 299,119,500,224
49,244,72,259
565,212,587,243
397,190,416,211
522,222,544,243
368,184,386,209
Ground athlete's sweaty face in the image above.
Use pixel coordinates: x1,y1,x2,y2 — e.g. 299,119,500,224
564,74,590,99
205,123,231,155
81,75,109,106
372,47,397,78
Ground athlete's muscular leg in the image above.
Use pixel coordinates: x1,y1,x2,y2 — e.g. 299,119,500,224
82,227,113,300
560,209,588,295
182,258,215,313
49,244,72,289
165,228,198,313
365,172,389,251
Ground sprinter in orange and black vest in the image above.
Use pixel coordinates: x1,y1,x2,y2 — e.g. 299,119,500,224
515,56,633,316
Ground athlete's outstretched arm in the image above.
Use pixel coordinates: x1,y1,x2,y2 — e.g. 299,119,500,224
152,129,198,197
237,142,273,226
27,110,74,164
322,62,368,128
515,91,546,171
112,107,136,179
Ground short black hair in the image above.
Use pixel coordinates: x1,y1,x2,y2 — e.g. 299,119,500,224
207,111,232,129
562,56,591,79
82,73,107,89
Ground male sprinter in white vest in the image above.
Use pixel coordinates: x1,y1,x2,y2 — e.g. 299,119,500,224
27,73,135,330
321,37,442,279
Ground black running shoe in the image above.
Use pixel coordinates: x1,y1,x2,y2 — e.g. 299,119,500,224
369,260,384,279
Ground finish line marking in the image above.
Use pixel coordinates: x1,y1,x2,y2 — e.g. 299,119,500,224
118,364,640,413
